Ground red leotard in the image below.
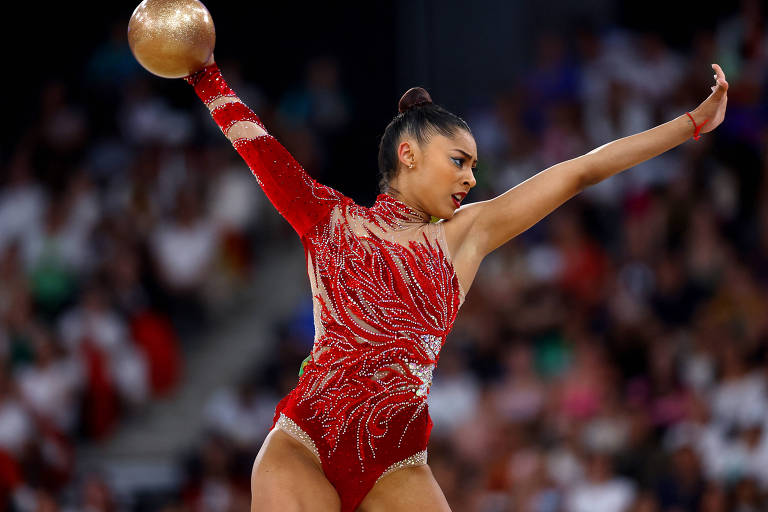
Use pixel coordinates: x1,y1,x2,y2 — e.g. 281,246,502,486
187,65,466,511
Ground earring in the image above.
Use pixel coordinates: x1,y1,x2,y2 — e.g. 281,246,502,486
408,163,414,168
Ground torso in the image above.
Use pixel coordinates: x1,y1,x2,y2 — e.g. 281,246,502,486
270,192,474,511
277,193,466,474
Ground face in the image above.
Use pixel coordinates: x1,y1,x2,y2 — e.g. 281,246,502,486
396,130,478,219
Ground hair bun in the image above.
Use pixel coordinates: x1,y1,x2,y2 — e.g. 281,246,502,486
398,87,433,113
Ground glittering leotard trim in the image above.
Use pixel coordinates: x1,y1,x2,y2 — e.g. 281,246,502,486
274,413,427,482
274,413,321,461
376,450,428,483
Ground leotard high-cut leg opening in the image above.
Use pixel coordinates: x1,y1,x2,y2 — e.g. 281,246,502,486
272,411,430,511
273,412,322,464
274,412,429,479
375,449,428,483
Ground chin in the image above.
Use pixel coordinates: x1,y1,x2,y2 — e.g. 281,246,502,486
427,198,457,220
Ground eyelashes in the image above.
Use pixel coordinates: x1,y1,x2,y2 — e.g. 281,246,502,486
451,157,477,171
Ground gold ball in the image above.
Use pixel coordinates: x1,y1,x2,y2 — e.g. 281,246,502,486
127,0,215,79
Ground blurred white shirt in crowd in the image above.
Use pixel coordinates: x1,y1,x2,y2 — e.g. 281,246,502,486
0,184,45,255
710,371,767,429
59,306,149,406
16,357,83,433
204,386,278,447
209,165,261,231
21,219,91,275
151,220,217,290
566,477,635,512
0,397,34,456
428,371,480,435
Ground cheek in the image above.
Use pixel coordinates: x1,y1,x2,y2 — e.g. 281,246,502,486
428,164,455,184
420,167,451,196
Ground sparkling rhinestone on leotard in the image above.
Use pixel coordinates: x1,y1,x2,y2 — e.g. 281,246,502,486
376,450,428,483
275,412,320,461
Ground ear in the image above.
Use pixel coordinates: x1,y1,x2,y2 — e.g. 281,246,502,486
397,139,417,170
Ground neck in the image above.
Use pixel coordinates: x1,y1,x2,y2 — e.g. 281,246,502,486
382,186,431,222
385,186,415,208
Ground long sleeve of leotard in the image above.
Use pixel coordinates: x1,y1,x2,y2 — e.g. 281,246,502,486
185,64,346,238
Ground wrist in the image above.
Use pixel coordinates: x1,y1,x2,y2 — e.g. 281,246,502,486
685,110,709,141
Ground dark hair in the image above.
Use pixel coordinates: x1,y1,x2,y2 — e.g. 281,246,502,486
377,87,471,193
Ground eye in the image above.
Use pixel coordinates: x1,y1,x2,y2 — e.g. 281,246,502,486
451,157,464,168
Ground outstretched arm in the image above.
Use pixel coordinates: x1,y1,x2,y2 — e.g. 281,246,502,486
463,64,729,256
185,60,346,238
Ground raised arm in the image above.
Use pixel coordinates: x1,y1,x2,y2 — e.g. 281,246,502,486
462,64,729,256
185,62,347,238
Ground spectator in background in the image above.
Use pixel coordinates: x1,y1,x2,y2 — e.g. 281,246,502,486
428,348,481,437
203,379,278,452
181,434,249,512
655,444,707,510
58,281,148,436
0,369,33,498
0,152,46,257
150,185,217,339
21,196,90,321
490,343,546,424
15,329,83,436
566,453,636,512
276,57,351,179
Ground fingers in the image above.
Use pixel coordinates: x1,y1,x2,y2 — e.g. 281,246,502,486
711,63,728,91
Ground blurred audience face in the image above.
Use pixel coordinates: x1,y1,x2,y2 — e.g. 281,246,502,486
586,453,613,483
672,445,701,483
699,484,727,512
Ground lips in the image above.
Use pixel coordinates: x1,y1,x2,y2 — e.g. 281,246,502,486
451,192,466,208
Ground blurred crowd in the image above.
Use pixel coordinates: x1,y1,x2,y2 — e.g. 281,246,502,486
2,2,768,512
434,14,768,512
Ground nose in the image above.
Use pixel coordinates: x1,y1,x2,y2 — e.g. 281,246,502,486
463,169,476,189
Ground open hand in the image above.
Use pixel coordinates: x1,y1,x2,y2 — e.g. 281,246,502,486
691,64,728,134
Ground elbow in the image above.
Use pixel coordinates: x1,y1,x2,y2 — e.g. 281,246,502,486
578,154,601,190
579,169,599,190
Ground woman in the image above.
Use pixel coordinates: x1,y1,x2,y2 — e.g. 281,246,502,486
184,59,728,511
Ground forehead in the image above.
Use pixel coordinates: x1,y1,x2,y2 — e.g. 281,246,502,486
430,130,477,156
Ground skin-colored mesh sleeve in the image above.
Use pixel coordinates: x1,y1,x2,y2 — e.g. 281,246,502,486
186,64,347,237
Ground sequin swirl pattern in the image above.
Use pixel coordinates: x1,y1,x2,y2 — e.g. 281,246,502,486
271,194,466,511
187,66,466,512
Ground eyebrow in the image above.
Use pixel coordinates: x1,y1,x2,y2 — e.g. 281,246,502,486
453,148,478,166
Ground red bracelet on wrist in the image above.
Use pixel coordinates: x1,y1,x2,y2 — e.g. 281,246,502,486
686,112,710,141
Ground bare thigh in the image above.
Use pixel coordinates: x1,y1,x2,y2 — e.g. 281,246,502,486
357,464,451,512
251,428,340,511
